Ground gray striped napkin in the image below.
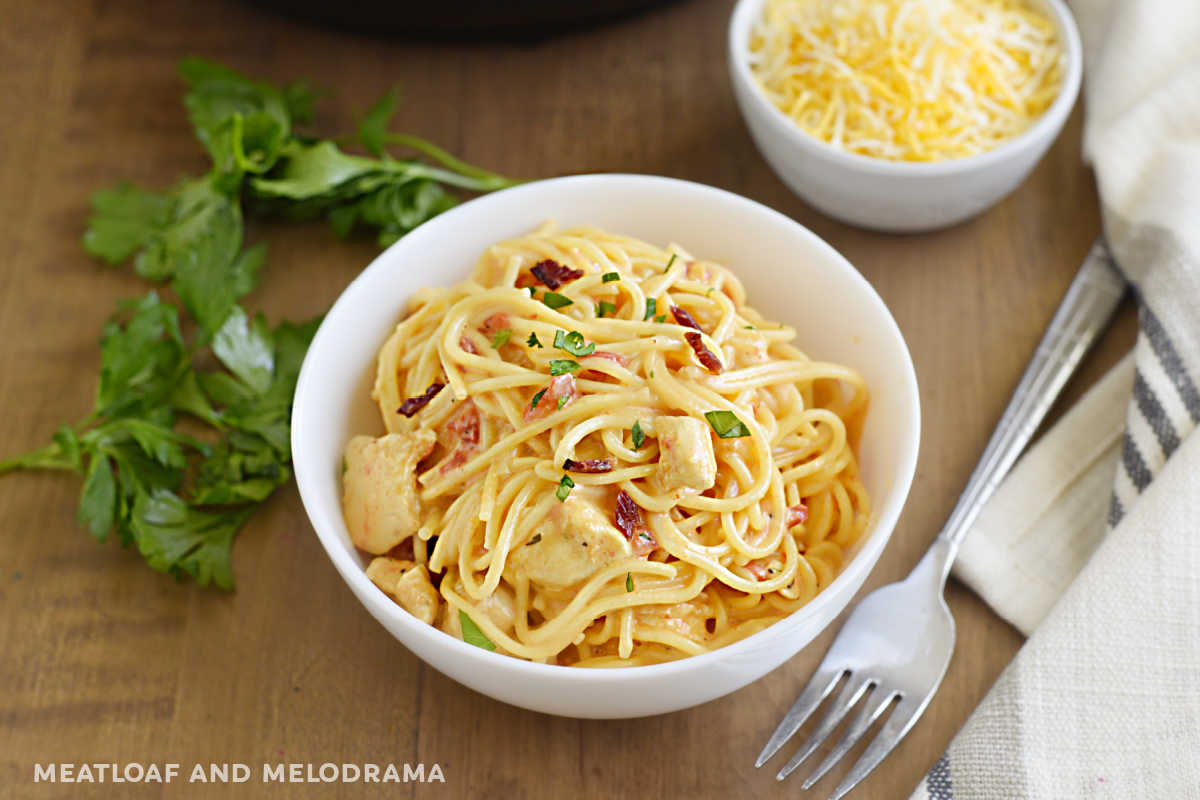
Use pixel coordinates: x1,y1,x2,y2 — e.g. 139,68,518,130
910,0,1200,796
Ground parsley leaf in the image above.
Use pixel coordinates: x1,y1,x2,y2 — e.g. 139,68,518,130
130,489,254,590
526,332,543,348
178,57,304,187
631,420,645,450
530,388,548,409
552,329,595,357
602,272,620,283
644,297,657,321
664,253,678,272
490,328,512,349
557,395,569,410
625,572,634,592
548,360,581,376
212,306,275,395
556,474,575,502
542,292,573,310
704,410,751,438
358,86,400,157
459,610,497,651
596,301,616,318
82,183,175,265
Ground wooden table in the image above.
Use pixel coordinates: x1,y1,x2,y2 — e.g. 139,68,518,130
0,0,1134,797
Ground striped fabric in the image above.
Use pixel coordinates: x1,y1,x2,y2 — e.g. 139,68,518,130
1110,260,1200,526
910,0,1200,796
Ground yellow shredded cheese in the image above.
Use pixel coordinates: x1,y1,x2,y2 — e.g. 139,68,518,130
748,0,1065,162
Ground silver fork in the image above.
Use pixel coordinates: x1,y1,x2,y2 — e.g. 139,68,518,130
755,239,1126,798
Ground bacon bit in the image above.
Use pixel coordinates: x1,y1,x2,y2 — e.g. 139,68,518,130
563,458,613,474
459,336,479,355
684,331,723,374
746,561,771,581
385,538,415,561
787,503,809,527
427,565,444,589
524,374,578,421
439,402,480,473
397,382,444,417
615,490,657,556
670,305,704,333
480,312,510,336
530,259,583,290
447,402,480,445
580,350,629,381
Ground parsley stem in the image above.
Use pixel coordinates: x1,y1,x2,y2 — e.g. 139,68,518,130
331,133,522,192
382,134,523,190
0,441,78,476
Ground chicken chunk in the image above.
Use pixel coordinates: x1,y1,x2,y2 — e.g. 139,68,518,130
475,583,517,632
634,597,714,643
655,415,717,492
507,499,632,589
365,557,441,624
343,429,437,554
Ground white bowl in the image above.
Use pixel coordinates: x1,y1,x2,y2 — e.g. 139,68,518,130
291,174,920,718
728,0,1084,232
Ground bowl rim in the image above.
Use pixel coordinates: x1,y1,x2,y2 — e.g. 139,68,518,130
292,173,921,683
727,0,1084,177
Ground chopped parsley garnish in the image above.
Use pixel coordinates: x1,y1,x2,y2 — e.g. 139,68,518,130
596,301,616,318
555,474,575,502
553,329,595,357
530,388,548,409
542,292,573,310
527,286,537,297
631,420,645,450
654,314,666,323
526,332,543,348
704,410,751,439
548,359,581,376
625,573,634,592
459,610,496,651
490,329,512,348
557,395,569,410
644,297,657,321
744,325,756,330
664,253,678,272
602,272,620,283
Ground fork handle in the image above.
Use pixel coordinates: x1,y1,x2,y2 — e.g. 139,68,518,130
925,239,1126,584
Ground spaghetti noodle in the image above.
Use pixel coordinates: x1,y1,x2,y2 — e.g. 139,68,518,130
341,224,870,666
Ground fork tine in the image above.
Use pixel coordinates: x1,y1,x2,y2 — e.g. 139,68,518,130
775,676,873,781
754,667,845,768
799,689,899,790
826,696,927,800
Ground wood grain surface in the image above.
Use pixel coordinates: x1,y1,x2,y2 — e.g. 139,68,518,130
0,0,1134,797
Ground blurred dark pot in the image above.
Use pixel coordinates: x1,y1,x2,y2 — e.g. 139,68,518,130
248,0,685,39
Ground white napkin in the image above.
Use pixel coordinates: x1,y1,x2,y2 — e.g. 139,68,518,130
910,0,1200,796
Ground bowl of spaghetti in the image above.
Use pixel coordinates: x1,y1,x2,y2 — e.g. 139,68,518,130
292,174,919,717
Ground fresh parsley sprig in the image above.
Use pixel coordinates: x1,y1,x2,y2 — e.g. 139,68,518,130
1,58,518,589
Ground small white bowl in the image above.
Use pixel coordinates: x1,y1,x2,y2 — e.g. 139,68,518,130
728,0,1083,232
291,174,920,718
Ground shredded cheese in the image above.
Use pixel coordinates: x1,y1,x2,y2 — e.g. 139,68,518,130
748,0,1065,162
